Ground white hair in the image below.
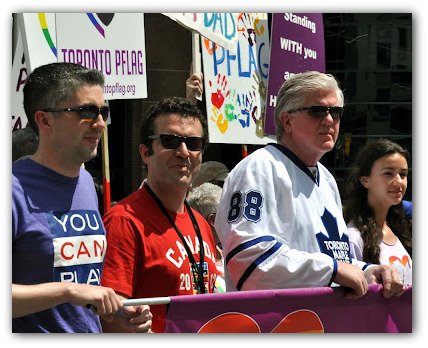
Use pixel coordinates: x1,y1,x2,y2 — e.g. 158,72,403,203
274,71,344,141
187,182,222,220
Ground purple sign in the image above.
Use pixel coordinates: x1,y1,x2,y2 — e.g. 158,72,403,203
165,285,412,333
264,13,325,135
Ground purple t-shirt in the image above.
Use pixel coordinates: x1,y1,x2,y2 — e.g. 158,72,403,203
12,158,106,332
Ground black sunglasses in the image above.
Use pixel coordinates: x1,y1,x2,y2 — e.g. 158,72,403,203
148,134,206,151
42,105,110,121
287,105,344,120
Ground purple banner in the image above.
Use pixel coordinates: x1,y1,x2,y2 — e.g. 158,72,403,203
264,13,325,135
165,285,412,333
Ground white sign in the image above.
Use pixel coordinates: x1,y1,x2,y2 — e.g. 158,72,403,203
202,13,272,145
164,13,239,53
18,13,58,72
12,28,29,131
55,13,147,100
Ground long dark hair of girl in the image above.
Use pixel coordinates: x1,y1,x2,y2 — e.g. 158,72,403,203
343,138,412,264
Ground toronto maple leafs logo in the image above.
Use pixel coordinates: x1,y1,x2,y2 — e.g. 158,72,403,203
316,209,351,263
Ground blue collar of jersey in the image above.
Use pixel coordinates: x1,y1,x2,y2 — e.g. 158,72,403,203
268,143,319,185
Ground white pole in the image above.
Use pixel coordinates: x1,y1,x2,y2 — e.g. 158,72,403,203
192,31,202,101
122,297,171,306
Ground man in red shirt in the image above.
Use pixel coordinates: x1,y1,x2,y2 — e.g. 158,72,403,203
101,97,217,333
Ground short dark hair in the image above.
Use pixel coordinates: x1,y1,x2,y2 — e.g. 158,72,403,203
140,97,209,155
12,127,38,162
23,62,105,135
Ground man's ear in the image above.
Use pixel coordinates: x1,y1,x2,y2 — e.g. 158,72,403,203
34,110,52,136
359,176,370,189
139,143,150,165
279,111,292,133
207,213,216,227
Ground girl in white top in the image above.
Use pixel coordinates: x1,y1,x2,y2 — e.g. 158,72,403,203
343,139,412,286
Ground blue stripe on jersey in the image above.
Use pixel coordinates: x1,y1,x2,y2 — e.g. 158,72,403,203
328,258,338,286
225,236,276,265
362,263,373,271
236,241,282,291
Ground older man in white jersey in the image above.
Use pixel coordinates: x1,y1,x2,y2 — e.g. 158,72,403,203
215,71,405,299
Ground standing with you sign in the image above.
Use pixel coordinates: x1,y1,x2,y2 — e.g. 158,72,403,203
264,13,325,135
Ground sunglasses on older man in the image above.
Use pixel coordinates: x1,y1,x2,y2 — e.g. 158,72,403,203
42,104,110,121
287,105,344,120
148,134,206,151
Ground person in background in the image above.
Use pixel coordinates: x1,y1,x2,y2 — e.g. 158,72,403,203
192,161,230,188
12,127,38,162
101,97,218,333
186,65,203,103
215,71,405,299
343,138,412,286
402,200,412,225
12,62,151,332
188,182,225,292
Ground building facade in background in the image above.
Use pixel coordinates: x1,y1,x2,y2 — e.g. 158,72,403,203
81,13,412,205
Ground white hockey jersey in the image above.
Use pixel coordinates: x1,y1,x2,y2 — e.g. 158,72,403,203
215,144,370,291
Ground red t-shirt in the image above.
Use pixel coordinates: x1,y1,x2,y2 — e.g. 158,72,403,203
101,187,217,332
